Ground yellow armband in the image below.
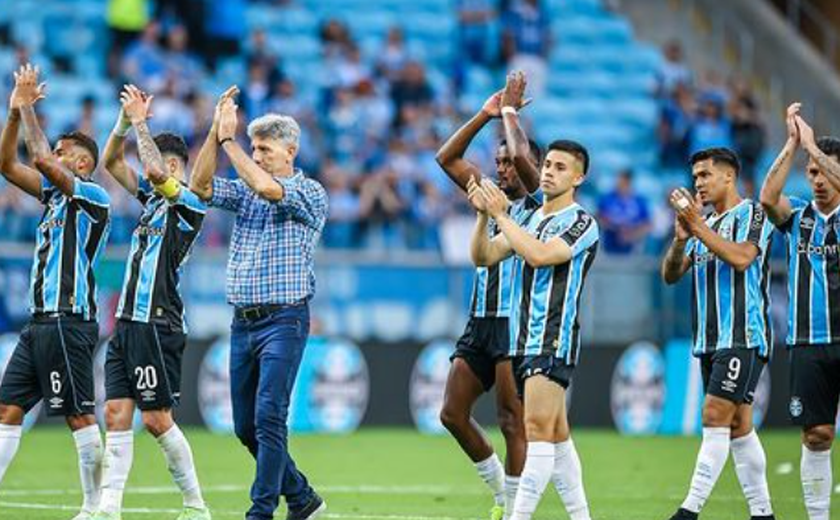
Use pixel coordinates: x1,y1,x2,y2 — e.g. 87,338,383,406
153,177,181,199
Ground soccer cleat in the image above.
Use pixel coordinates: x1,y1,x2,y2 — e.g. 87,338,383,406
286,492,326,520
489,504,504,520
70,512,94,520
750,516,775,520
667,509,698,520
175,506,212,520
89,512,121,520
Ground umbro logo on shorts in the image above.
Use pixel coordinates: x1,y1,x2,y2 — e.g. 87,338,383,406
49,397,63,408
141,390,157,401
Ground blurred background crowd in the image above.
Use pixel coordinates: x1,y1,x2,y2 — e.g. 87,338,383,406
0,0,777,257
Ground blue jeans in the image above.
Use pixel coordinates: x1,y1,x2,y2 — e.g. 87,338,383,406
230,302,313,519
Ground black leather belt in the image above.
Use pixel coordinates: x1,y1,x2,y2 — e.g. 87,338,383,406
234,303,291,321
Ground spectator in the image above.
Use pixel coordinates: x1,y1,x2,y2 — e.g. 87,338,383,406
376,27,409,82
241,59,272,120
501,0,550,94
359,169,408,250
164,25,204,96
457,0,496,65
731,94,765,198
687,93,733,156
107,0,149,75
322,162,361,248
147,78,196,140
319,19,353,58
203,0,246,69
597,170,652,255
656,40,692,97
391,61,435,128
122,21,167,92
246,28,284,85
71,95,98,137
334,44,372,90
658,82,694,169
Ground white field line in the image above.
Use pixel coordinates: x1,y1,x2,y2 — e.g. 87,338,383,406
0,484,483,497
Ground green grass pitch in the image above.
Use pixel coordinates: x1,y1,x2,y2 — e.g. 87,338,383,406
0,428,832,519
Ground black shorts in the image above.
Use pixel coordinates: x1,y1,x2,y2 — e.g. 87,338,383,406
0,315,98,417
700,348,765,405
105,320,186,411
512,354,575,398
788,344,840,427
451,317,510,391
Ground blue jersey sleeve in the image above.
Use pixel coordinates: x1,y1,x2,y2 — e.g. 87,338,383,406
547,211,599,257
136,178,154,205
777,197,809,234
39,177,57,204
73,178,110,208
171,186,207,214
738,202,772,253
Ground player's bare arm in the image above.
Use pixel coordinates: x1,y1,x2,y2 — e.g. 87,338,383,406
16,64,76,197
0,109,41,198
500,71,539,193
468,176,512,266
217,97,285,202
190,85,239,201
121,85,170,187
101,106,140,195
661,212,692,284
797,113,840,191
759,103,799,225
481,179,573,267
671,188,759,272
435,91,501,191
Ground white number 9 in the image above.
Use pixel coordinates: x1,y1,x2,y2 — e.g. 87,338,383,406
727,357,742,381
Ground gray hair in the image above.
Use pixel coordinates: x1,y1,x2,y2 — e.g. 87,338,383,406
246,113,301,147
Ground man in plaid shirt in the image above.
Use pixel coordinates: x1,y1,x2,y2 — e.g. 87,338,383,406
191,88,328,520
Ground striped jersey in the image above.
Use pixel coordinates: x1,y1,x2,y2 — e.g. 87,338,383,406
778,197,840,347
509,203,599,363
470,191,542,318
116,179,205,331
686,199,774,359
29,177,111,320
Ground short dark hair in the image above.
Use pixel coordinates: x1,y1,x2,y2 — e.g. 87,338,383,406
690,147,740,175
547,139,589,175
153,132,189,166
817,136,840,161
57,131,99,170
498,139,543,165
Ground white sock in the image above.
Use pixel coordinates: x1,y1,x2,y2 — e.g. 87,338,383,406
801,445,832,520
681,426,731,513
99,430,134,514
157,425,205,510
503,475,519,520
0,424,22,484
731,430,773,517
511,442,554,520
72,424,103,513
475,453,505,506
552,439,590,520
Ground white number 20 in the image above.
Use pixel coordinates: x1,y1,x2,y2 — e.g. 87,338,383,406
727,357,742,381
134,366,158,390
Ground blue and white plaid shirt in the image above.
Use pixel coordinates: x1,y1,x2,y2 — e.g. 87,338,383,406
210,169,328,307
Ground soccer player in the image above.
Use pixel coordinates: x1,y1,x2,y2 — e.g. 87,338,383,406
435,72,540,520
661,147,775,520
759,104,840,520
0,64,110,520
190,93,329,520
470,139,598,520
91,84,226,520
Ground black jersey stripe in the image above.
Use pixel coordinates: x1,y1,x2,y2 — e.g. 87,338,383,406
825,216,840,341
58,204,78,311
568,245,597,365
795,206,816,344
32,212,52,311
732,216,747,348
703,219,724,350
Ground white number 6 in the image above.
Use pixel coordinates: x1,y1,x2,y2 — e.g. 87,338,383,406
50,371,61,394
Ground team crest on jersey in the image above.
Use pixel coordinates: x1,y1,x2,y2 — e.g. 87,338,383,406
789,396,803,418
801,217,815,229
719,222,733,239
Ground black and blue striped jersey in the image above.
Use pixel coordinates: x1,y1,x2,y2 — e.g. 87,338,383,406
509,203,599,364
470,191,542,318
687,200,774,359
116,179,205,331
29,177,111,320
778,197,840,347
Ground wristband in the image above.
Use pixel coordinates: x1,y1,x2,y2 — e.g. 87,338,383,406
501,106,518,117
219,136,234,147
153,177,180,199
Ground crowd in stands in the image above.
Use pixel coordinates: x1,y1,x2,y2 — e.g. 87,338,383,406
0,1,773,258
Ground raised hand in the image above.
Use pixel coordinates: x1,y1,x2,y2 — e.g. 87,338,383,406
120,84,153,125
786,102,801,145
669,188,703,236
213,85,240,128
479,178,510,217
501,70,527,109
466,176,487,213
795,114,816,152
480,90,504,119
217,97,239,142
10,64,46,110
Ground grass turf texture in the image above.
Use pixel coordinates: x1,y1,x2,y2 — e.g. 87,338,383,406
0,428,830,520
